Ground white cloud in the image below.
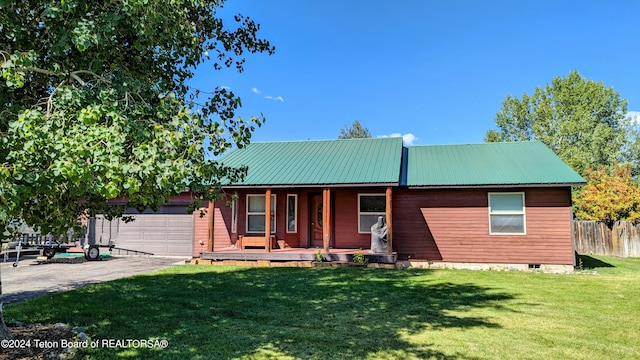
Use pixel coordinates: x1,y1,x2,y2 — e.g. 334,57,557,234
378,133,418,146
401,133,418,146
252,87,284,102
219,85,231,91
264,95,285,102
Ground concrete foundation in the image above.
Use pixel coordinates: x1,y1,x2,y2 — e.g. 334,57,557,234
402,260,574,273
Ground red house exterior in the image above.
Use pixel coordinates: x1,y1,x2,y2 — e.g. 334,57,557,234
393,187,574,266
196,138,585,271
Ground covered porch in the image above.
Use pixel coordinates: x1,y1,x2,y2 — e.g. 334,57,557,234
200,137,405,261
204,186,396,260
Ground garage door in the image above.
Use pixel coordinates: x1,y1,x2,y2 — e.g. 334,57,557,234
94,207,194,257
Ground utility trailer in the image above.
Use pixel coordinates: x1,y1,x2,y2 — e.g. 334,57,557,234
2,234,105,267
3,218,154,267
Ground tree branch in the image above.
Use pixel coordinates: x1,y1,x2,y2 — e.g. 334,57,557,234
14,66,58,77
14,67,109,87
47,80,67,117
69,72,86,86
70,70,110,86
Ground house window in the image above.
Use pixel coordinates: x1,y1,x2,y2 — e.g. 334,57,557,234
287,194,297,233
358,194,386,233
231,197,237,233
246,194,276,233
489,193,526,235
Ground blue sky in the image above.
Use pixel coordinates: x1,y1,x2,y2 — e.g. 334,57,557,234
189,0,640,146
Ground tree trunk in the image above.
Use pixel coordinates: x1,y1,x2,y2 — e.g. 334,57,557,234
0,262,13,339
0,303,13,340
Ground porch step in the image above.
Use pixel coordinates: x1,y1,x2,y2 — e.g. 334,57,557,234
199,251,397,264
191,259,400,269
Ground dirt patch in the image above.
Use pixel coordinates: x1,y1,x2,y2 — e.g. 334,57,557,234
1,323,76,360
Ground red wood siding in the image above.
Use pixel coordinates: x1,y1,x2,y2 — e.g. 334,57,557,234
108,192,201,206
193,205,210,257
275,192,286,241
333,189,382,249
393,187,574,265
212,187,574,265
167,192,201,204
212,199,234,251
392,189,443,260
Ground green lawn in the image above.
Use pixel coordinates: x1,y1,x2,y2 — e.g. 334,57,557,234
5,255,640,359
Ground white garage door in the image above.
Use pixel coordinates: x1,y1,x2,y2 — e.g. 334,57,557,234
95,207,194,257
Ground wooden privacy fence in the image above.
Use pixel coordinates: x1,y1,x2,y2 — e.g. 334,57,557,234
573,221,640,257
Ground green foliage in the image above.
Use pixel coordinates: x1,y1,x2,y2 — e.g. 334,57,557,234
0,0,274,237
573,163,640,226
315,248,323,262
352,248,368,264
6,257,640,359
625,119,640,176
338,120,372,139
485,70,633,176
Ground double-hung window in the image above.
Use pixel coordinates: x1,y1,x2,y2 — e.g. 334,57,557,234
286,194,297,233
358,194,386,233
488,193,526,235
246,194,276,233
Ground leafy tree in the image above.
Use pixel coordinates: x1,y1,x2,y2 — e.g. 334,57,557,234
624,119,640,176
0,0,273,339
338,120,372,139
485,70,633,176
573,164,640,227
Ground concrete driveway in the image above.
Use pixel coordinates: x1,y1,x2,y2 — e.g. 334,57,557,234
1,255,187,304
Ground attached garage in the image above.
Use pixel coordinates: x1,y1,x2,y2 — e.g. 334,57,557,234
94,206,194,257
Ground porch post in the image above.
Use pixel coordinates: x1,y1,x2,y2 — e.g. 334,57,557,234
386,186,393,255
322,188,331,253
207,200,214,252
265,188,272,252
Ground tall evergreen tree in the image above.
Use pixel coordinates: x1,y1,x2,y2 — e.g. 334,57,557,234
339,120,372,139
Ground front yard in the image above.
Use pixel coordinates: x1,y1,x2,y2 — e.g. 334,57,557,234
3,255,640,359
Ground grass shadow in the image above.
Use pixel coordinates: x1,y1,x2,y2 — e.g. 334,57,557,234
5,266,514,359
576,254,615,269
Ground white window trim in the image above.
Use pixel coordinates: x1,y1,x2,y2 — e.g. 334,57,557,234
358,193,386,234
488,192,526,235
286,194,298,233
231,197,237,234
246,194,276,234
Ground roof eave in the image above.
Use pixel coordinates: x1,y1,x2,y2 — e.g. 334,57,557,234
222,182,400,189
407,182,586,189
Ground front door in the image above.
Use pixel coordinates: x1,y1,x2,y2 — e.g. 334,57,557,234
310,194,323,247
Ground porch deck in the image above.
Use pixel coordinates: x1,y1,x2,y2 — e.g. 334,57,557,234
200,248,397,264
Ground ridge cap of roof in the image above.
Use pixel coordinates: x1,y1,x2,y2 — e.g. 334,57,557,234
407,141,544,148
247,137,403,145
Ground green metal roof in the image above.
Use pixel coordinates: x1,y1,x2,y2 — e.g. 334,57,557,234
406,141,586,187
220,137,404,187
221,139,585,188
